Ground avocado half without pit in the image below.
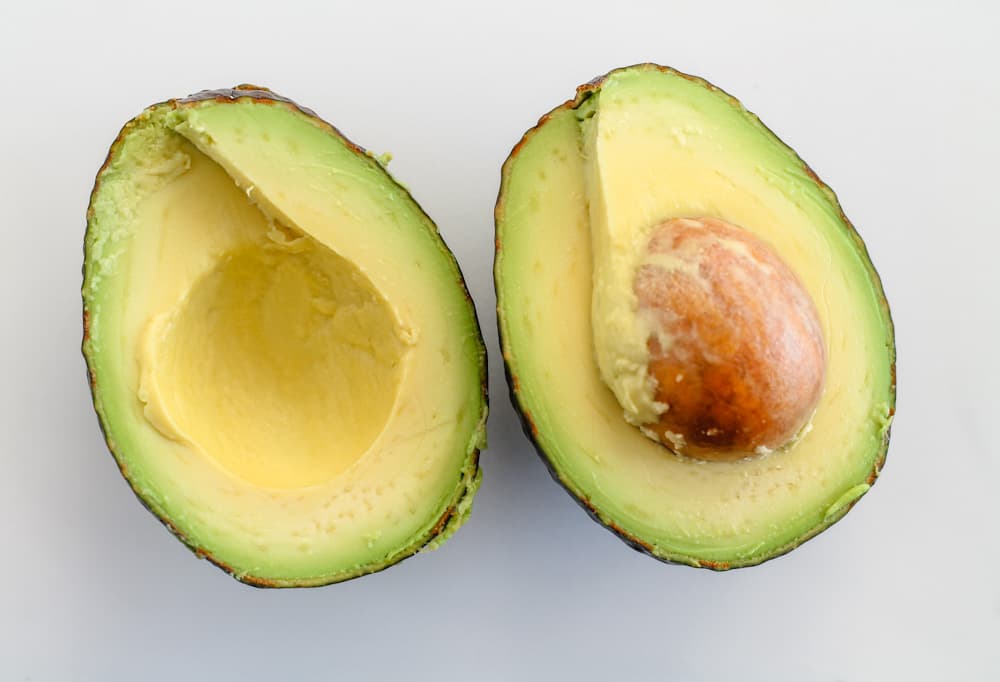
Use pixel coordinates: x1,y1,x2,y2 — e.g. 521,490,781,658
495,64,895,569
83,86,488,586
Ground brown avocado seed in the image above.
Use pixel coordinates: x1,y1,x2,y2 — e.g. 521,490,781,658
634,217,825,461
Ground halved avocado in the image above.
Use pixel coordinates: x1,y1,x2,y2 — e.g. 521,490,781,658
83,86,488,587
495,65,895,569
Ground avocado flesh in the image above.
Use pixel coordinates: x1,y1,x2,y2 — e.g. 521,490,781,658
495,65,894,567
84,90,487,586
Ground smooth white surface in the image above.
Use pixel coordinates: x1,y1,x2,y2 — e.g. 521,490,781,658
2,1,997,679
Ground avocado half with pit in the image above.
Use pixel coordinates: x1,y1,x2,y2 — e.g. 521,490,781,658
495,65,895,569
83,86,487,586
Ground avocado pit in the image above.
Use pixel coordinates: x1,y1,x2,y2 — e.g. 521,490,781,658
634,217,825,461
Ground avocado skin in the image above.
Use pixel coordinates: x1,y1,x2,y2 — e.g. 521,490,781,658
494,64,896,570
83,86,488,587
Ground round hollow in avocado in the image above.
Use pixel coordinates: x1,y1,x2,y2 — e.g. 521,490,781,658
495,64,895,569
83,86,488,587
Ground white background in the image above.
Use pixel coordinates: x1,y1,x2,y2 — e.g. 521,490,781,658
2,1,997,679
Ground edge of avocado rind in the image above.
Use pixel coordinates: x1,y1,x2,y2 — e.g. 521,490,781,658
83,85,489,588
494,63,896,570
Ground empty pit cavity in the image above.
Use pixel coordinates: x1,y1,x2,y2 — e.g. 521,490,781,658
143,236,405,489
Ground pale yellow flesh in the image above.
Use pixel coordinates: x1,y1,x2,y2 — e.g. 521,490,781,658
138,217,406,490
582,107,665,427
497,70,893,562
85,102,484,580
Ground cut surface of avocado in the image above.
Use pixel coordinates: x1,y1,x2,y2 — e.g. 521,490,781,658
84,87,487,586
495,65,894,568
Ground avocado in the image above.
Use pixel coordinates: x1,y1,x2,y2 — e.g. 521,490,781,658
83,86,488,587
495,65,895,569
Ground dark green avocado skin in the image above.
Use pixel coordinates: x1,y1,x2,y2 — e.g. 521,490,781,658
494,63,896,570
83,85,489,588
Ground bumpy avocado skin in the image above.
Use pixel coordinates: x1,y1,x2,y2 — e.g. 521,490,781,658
494,64,896,570
83,86,488,587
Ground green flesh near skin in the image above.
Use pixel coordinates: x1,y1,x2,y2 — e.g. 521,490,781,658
495,65,895,568
84,87,487,587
